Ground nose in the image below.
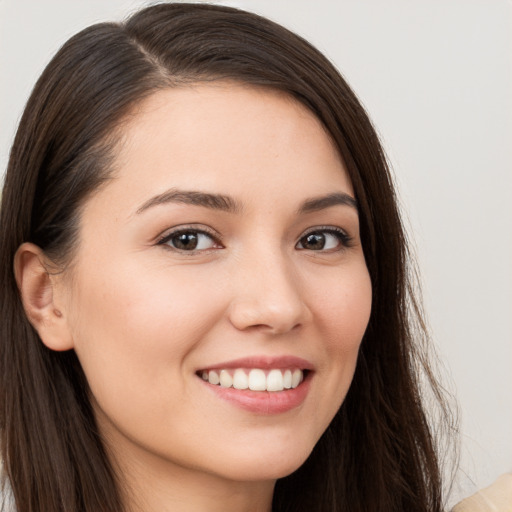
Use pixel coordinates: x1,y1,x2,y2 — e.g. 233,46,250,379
227,250,311,335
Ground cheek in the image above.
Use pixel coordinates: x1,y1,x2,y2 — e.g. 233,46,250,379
72,258,220,336
307,262,372,419
67,261,227,400
314,263,372,352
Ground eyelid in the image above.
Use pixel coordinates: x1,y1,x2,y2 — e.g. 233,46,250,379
300,225,349,238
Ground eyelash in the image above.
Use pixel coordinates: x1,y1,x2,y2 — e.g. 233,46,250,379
157,226,353,254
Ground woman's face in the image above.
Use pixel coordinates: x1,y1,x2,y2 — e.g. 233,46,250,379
58,84,372,485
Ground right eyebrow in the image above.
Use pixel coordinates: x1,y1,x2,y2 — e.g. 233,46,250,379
135,188,243,215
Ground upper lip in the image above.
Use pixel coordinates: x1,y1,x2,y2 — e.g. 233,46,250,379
197,355,314,372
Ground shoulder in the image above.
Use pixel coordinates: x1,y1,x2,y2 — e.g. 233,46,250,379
1,464,15,512
451,474,512,512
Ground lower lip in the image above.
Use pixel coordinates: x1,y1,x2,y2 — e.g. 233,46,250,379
200,373,312,415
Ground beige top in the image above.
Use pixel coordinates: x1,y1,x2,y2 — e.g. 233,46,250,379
452,474,512,512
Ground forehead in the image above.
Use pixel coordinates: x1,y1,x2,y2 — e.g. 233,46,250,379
90,83,353,217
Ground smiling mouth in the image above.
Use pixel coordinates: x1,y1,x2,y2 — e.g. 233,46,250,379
197,368,306,392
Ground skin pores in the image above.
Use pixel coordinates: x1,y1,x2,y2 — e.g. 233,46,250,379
54,84,372,510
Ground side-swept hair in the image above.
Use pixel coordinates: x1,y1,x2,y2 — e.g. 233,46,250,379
0,4,454,511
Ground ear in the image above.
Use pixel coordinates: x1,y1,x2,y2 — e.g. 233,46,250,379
14,242,74,351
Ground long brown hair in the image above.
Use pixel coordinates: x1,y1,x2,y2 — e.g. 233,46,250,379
0,3,455,511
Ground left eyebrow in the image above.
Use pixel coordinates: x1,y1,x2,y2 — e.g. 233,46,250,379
298,192,358,214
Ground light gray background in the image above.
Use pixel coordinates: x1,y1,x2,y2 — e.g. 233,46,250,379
1,0,511,506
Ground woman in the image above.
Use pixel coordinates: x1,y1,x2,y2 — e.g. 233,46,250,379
0,3,454,511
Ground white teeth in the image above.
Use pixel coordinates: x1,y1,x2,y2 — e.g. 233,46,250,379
283,369,292,389
248,369,267,391
208,370,220,385
233,369,249,390
219,370,233,388
204,368,304,392
291,369,302,389
266,369,284,392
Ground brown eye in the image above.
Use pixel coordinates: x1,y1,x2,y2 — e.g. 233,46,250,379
296,229,350,251
300,233,327,250
171,232,199,250
160,230,218,251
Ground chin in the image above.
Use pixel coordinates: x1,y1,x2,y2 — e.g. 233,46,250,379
207,439,316,483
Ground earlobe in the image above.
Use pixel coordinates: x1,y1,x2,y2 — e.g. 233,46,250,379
14,242,74,351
